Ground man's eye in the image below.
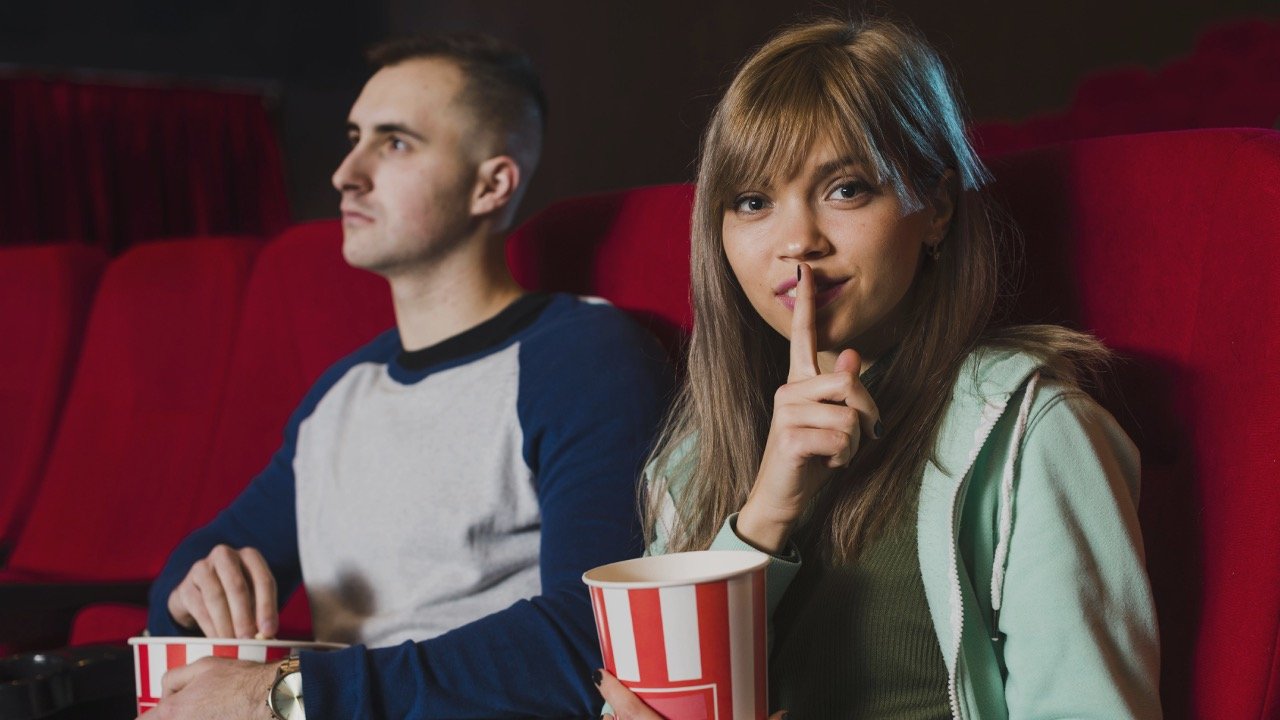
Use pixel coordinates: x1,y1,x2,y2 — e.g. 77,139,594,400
388,136,408,151
346,134,359,147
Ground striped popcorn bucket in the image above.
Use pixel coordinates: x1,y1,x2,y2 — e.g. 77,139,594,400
584,550,769,720
127,637,346,715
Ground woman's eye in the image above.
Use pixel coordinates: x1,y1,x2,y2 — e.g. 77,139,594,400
733,195,767,213
829,181,871,200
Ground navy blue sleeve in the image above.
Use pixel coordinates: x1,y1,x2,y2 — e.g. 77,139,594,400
299,302,674,718
147,331,401,636
146,443,303,636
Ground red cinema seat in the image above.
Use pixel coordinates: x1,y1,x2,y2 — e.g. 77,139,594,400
507,183,696,355
0,243,106,558
989,128,1280,719
194,221,392,519
1064,67,1186,138
1192,17,1280,70
70,221,393,645
0,237,259,649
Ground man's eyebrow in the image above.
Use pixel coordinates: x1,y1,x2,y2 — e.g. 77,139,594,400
345,122,426,142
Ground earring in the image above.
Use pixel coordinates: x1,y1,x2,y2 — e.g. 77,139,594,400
926,242,942,261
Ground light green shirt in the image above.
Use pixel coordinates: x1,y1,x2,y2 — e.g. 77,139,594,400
651,348,1162,719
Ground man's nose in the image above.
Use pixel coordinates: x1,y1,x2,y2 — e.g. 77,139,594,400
331,145,371,194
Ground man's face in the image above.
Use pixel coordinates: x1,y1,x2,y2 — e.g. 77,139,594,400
332,58,482,278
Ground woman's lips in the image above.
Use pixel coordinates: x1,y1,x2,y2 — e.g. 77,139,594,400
776,278,848,311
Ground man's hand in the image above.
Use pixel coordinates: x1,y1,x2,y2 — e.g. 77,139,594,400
140,657,278,720
167,544,279,639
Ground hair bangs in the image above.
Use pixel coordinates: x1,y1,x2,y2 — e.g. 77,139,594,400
707,41,919,212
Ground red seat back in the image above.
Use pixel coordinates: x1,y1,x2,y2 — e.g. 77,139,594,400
989,128,1280,719
507,184,696,356
66,223,391,644
195,221,393,519
7,237,259,581
0,243,106,554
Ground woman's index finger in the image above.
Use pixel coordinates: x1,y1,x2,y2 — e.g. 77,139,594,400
789,263,820,381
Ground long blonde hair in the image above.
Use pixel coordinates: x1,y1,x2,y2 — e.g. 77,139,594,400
646,18,1109,561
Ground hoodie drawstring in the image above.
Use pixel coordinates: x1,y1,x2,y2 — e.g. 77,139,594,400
989,371,1040,638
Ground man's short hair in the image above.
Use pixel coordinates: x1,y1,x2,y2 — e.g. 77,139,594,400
367,32,547,157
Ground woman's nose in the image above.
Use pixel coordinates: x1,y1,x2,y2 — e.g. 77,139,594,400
776,207,832,261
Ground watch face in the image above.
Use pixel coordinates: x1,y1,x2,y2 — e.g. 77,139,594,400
272,672,304,720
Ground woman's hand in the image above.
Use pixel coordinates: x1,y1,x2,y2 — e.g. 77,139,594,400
596,669,786,720
737,263,880,554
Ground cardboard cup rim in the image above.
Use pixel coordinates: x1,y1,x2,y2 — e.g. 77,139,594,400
582,550,769,589
127,636,348,651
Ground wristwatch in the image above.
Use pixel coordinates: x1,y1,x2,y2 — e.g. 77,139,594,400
267,656,305,720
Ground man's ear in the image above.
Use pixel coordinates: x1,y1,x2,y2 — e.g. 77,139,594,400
471,155,521,219
925,169,957,248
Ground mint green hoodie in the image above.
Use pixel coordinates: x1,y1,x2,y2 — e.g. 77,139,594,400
650,348,1162,719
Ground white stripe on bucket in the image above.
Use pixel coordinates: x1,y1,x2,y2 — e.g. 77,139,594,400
187,643,213,662
148,645,170,699
240,644,268,663
603,588,640,682
659,585,701,681
727,573,755,719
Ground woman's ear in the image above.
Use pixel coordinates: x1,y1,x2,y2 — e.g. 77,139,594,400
925,169,957,249
470,155,521,219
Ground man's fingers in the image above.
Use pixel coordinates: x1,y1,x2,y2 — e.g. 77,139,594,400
178,582,216,638
191,561,235,638
239,547,279,639
788,263,819,382
209,548,257,639
597,668,663,720
159,658,203,697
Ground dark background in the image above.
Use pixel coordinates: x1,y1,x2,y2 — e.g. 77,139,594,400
3,0,1277,224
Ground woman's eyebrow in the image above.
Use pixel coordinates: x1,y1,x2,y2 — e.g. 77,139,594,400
813,156,861,178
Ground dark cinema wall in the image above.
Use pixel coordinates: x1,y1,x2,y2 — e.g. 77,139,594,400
3,0,1276,223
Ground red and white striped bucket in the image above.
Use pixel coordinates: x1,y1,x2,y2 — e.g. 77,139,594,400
127,637,346,715
584,550,769,720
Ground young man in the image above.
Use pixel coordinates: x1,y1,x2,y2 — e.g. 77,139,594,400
144,34,671,719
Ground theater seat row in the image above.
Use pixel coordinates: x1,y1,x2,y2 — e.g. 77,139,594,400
1,130,1278,718
972,18,1280,155
0,184,699,653
0,228,394,651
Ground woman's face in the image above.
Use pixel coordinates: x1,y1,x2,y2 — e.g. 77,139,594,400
721,138,950,366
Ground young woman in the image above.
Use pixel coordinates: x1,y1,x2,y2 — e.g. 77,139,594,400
597,17,1161,720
